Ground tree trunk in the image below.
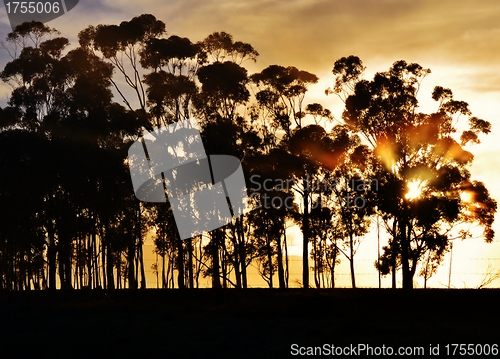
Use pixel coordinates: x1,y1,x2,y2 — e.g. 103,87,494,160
302,177,310,289
330,241,337,288
139,239,146,289
400,214,412,289
106,229,115,290
349,232,356,288
176,238,185,289
128,238,136,289
102,237,107,290
266,231,273,288
161,253,166,289
220,233,228,289
313,238,320,288
47,221,57,290
58,236,72,289
391,220,397,289
276,232,286,289
92,229,99,288
237,217,247,289
187,238,194,289
283,224,289,288
233,225,242,289
211,230,221,289
86,232,92,288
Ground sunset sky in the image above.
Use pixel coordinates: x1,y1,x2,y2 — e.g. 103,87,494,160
0,0,499,287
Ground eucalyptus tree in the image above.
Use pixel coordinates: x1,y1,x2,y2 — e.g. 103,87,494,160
0,21,73,289
140,35,205,289
246,148,299,288
200,31,258,65
332,56,497,288
251,65,319,288
0,130,49,289
141,34,204,127
190,33,260,288
78,14,169,288
0,21,144,289
326,126,377,288
308,203,338,288
251,65,318,139
78,14,165,112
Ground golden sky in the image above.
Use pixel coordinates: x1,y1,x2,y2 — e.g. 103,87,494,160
1,0,499,287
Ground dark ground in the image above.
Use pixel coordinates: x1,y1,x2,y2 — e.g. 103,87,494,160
0,288,498,358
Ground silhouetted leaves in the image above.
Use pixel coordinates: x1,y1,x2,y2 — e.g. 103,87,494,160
337,56,496,288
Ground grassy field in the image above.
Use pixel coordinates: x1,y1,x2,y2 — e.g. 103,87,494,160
0,289,498,358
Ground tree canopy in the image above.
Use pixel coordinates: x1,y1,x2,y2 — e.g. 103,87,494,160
0,16,495,291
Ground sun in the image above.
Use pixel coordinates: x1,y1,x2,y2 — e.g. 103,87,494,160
460,190,473,203
406,179,425,200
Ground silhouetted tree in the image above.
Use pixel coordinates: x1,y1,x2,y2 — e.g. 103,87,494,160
251,65,319,288
0,21,143,290
332,56,497,288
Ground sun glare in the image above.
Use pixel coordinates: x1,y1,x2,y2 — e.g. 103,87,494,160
460,190,473,203
406,180,425,200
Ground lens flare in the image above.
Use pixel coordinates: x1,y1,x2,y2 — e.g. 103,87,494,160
406,179,425,200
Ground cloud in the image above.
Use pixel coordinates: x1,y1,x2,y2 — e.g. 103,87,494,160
1,0,500,108
2,0,498,72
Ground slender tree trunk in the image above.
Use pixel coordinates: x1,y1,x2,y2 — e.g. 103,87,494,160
58,236,72,289
92,229,99,288
155,253,159,288
187,239,194,289
128,238,136,289
266,232,273,288
349,232,356,288
211,230,221,289
240,241,247,289
161,253,166,289
283,224,289,288
400,213,412,289
102,236,107,290
233,231,242,289
87,232,92,288
57,240,65,289
106,228,115,290
196,239,203,288
448,243,453,288
319,239,325,288
302,177,310,289
330,241,337,288
238,218,248,289
391,220,397,289
169,254,175,288
220,233,228,288
47,222,57,290
277,233,286,289
136,206,146,289
116,258,120,289
78,237,84,289
176,238,185,289
27,249,33,291
139,240,146,289
423,251,431,289
377,215,381,289
313,238,320,288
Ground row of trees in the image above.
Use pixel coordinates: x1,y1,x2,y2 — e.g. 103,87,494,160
0,15,496,290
